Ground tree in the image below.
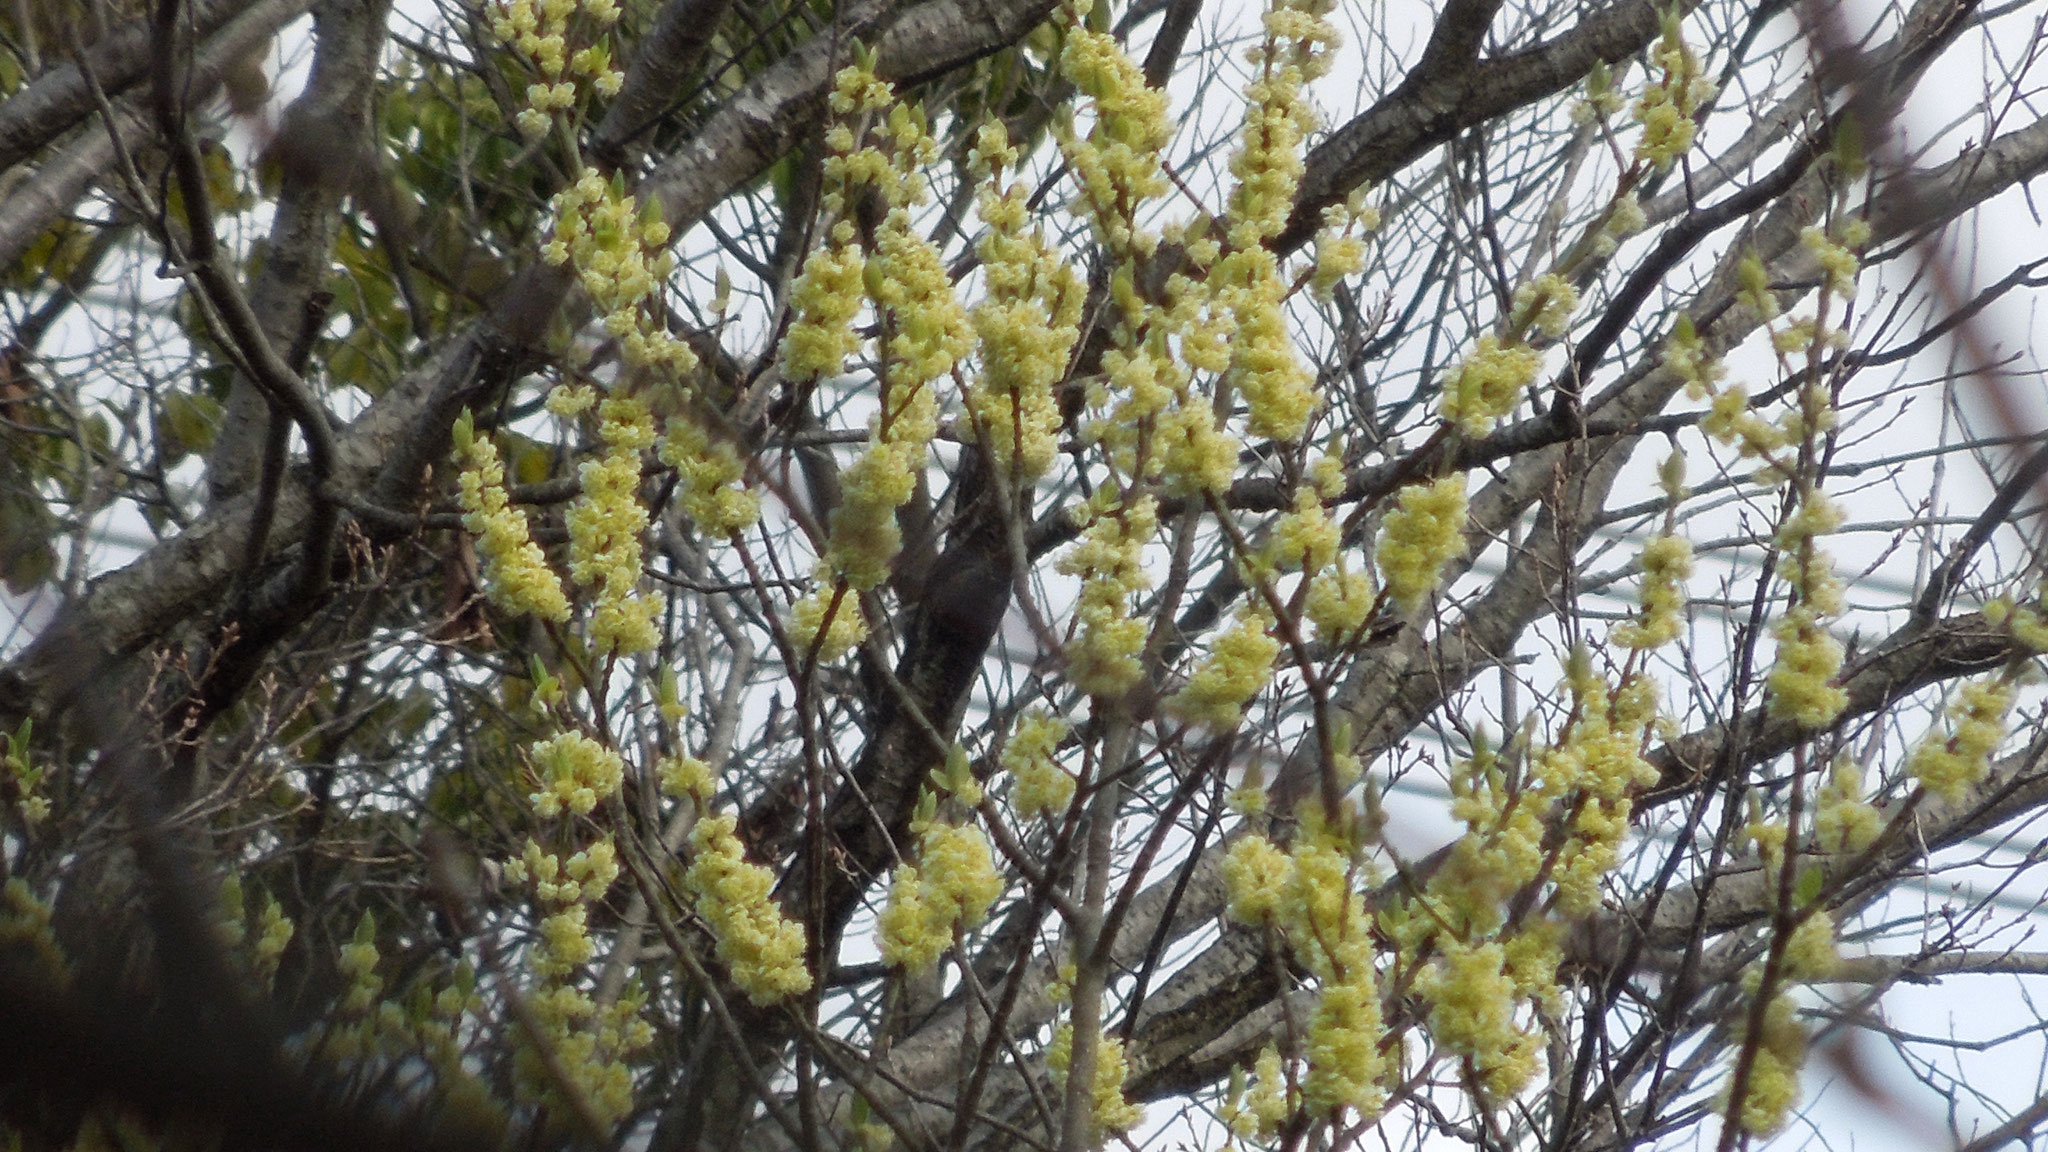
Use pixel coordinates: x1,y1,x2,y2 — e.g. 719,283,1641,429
4,0,2048,1149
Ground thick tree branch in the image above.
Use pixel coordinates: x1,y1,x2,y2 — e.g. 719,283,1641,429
0,0,263,173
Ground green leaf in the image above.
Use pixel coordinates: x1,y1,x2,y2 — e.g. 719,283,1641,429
0,495,57,594
159,390,223,462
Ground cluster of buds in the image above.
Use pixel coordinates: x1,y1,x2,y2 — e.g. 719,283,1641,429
543,172,695,374
489,0,624,137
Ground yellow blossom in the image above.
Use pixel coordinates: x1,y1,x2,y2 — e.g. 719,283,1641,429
660,415,758,536
1171,606,1279,729
1059,494,1157,696
1439,335,1541,436
1765,609,1846,728
1632,9,1708,171
1909,677,2012,802
1003,710,1075,820
1047,1023,1145,1138
968,119,1084,482
1306,565,1375,639
788,587,869,664
455,418,571,623
1801,223,1861,300
1228,1046,1297,1140
684,812,813,1004
1612,534,1693,649
1056,0,1171,256
877,816,1004,970
1662,315,1724,400
1303,945,1387,1118
527,730,625,818
1512,273,1579,338
658,754,716,800
1376,474,1469,609
566,396,660,656
1813,757,1884,855
1728,993,1807,1136
1417,939,1540,1100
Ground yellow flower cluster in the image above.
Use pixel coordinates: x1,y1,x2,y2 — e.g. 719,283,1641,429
780,56,915,383
1765,488,1848,728
877,813,1004,970
1281,456,1376,638
1003,709,1075,820
786,588,868,664
1224,1046,1297,1141
1059,494,1158,696
1230,0,1337,245
1438,335,1542,436
466,178,695,656
1612,534,1693,650
567,396,660,656
1512,273,1580,339
1170,606,1279,729
496,860,650,1132
487,0,624,138
786,58,937,383
506,836,620,907
784,61,970,663
1268,483,1340,574
1224,815,1389,1121
1311,189,1379,299
1089,298,1241,496
1303,947,1387,1116
1699,384,1784,458
1056,0,1172,256
1662,314,1725,400
1736,250,1778,320
1,878,67,985
683,811,813,1004
1632,9,1712,171
782,235,865,381
966,120,1084,482
1801,222,1866,299
659,414,759,537
338,910,384,1017
1594,192,1648,258
657,752,714,799
519,981,651,1125
1416,939,1539,1100
251,893,294,980
1207,0,1338,442
221,877,297,985
527,730,626,818
1729,981,1807,1135
1539,662,1662,914
1766,611,1847,728
820,213,966,589
1386,657,1663,1102
1046,1022,1146,1138
1813,756,1884,855
1420,741,1544,943
1908,678,2012,802
872,214,972,394
1305,565,1375,638
1570,60,1625,126
1376,474,1469,609
1987,594,2048,651
1224,246,1318,442
1727,913,1839,1136
542,174,693,372
455,416,572,623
